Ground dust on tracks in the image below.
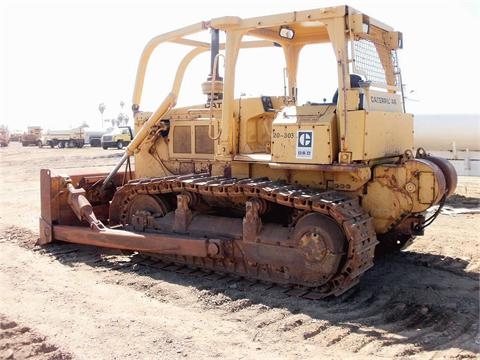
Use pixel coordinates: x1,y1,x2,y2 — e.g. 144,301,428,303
2,224,479,358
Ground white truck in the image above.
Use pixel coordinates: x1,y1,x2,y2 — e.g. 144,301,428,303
40,126,86,148
84,127,112,147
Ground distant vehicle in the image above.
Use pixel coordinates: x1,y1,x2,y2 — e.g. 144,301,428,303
101,126,133,149
41,126,86,148
84,128,112,147
21,126,43,147
0,126,10,147
9,131,22,142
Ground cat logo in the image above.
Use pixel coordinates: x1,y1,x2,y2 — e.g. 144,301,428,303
298,131,312,147
296,130,313,159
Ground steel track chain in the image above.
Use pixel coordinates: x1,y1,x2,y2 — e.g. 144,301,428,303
109,173,378,298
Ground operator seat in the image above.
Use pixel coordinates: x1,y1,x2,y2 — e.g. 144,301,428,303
332,74,363,104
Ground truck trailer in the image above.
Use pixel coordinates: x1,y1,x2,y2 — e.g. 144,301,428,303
40,126,86,148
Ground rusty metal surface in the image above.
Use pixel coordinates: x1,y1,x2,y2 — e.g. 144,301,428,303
39,169,131,226
108,173,378,297
40,168,378,297
52,225,222,258
38,217,52,246
39,169,54,245
66,183,105,231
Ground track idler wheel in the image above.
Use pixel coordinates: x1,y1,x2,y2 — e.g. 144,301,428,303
125,194,171,231
292,213,347,285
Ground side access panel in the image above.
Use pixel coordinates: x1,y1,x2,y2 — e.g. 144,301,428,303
271,105,338,164
345,110,413,161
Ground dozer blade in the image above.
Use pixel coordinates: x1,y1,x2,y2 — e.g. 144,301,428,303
39,168,116,245
38,169,223,258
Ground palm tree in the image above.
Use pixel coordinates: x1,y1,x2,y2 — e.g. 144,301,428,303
98,103,106,128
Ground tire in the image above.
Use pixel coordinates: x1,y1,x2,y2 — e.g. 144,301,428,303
116,140,124,150
58,141,65,148
49,142,54,148
90,139,100,147
76,141,84,148
102,145,108,150
37,140,43,148
22,142,27,147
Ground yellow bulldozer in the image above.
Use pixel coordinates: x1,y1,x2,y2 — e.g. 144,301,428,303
39,5,457,298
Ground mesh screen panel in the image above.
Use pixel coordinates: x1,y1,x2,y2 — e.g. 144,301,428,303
352,38,398,88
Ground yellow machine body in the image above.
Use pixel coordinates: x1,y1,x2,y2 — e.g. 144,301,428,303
39,5,457,297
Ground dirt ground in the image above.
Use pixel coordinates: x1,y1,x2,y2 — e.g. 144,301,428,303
0,142,479,360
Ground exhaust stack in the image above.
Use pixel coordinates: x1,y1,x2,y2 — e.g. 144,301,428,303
202,28,223,102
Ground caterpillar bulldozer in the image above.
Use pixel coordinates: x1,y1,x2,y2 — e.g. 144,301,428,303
39,5,457,298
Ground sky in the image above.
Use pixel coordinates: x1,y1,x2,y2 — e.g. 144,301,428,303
1,0,479,131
